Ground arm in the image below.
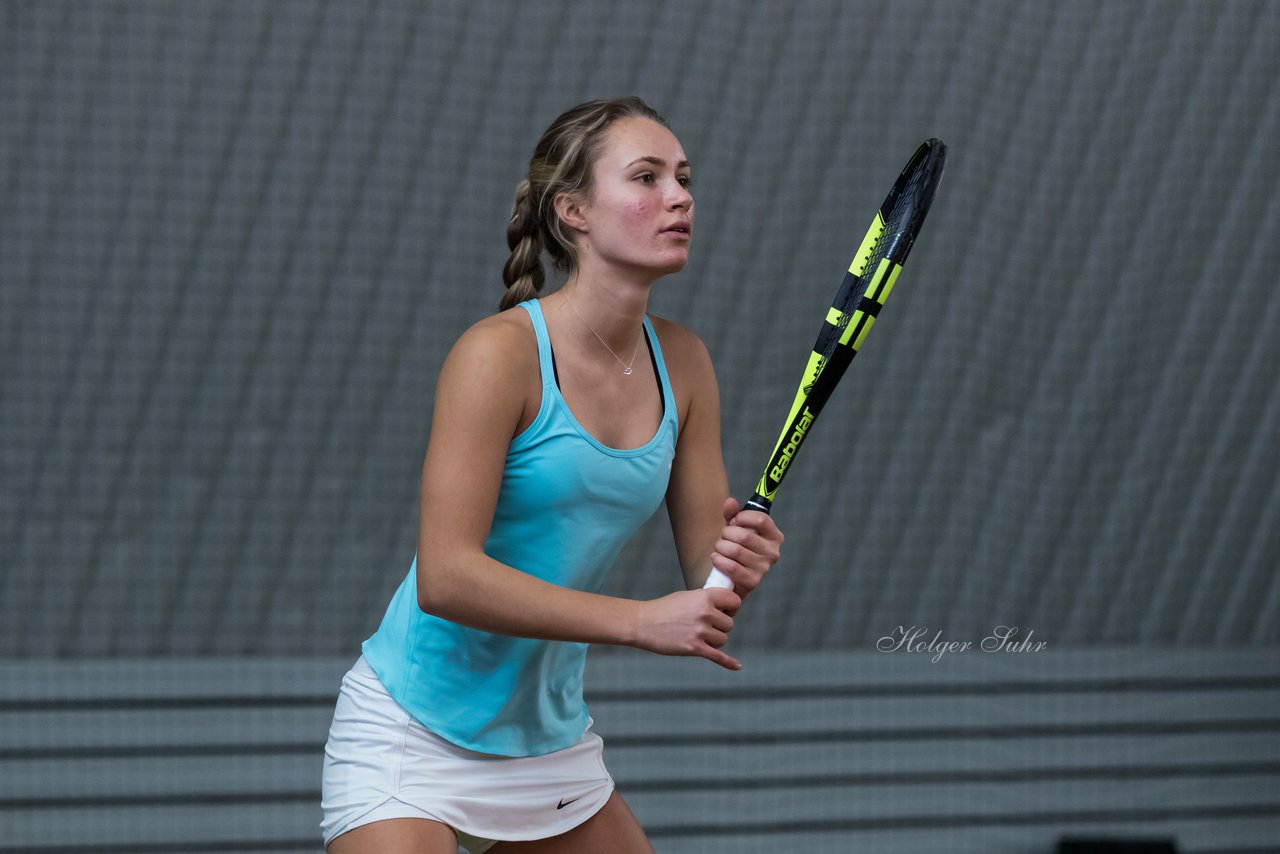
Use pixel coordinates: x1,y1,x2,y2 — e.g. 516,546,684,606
662,323,783,600
416,314,743,669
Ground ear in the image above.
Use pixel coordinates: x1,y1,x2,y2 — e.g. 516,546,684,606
553,190,590,235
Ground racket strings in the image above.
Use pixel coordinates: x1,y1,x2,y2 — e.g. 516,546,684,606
836,182,914,329
827,153,942,362
871,166,927,260
803,147,944,413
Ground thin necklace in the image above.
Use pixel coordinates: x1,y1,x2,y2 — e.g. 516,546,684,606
564,294,642,376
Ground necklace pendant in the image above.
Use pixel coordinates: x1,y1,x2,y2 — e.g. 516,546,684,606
623,366,633,376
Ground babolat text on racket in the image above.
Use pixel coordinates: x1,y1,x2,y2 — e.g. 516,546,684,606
706,138,947,590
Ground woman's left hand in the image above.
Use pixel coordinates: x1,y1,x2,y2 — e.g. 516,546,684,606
709,497,783,604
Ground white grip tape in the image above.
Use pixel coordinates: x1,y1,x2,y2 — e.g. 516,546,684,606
703,567,734,590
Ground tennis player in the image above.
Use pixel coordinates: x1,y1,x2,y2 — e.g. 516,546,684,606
321,97,784,853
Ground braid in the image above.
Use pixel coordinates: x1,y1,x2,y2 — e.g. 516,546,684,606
500,179,545,311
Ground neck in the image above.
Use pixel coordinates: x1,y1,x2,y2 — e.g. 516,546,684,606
551,271,651,352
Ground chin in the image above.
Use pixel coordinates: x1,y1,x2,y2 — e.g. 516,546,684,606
654,252,690,277
617,250,689,280
648,264,687,281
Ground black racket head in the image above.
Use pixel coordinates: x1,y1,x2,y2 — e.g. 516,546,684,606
874,137,947,268
809,139,947,383
751,138,947,507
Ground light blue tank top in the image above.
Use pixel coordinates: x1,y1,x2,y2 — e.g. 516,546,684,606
361,299,679,756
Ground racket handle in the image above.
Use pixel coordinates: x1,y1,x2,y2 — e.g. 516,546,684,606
703,567,735,590
702,495,772,590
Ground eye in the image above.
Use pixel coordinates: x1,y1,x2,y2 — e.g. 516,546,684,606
677,174,693,188
636,172,656,184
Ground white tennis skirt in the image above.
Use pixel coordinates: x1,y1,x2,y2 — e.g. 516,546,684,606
320,656,615,851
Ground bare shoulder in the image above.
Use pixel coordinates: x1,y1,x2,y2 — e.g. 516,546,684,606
647,313,718,418
446,307,534,368
438,306,540,409
648,313,714,374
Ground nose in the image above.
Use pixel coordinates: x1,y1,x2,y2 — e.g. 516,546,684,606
668,180,693,210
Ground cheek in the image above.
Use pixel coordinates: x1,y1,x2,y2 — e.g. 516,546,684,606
625,200,652,221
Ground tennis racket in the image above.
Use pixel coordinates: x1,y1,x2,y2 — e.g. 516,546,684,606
706,138,947,590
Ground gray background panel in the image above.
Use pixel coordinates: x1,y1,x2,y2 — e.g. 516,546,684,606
2,0,1277,658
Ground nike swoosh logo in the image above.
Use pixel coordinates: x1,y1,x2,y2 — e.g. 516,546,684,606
557,796,583,810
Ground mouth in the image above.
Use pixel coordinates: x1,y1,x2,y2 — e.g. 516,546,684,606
662,222,692,237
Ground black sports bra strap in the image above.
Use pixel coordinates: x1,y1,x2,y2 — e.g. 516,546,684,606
547,325,664,417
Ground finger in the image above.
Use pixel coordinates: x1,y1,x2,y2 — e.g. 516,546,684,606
720,525,780,564
732,511,782,540
710,555,749,592
707,588,742,612
710,551,738,574
723,507,778,542
708,609,734,633
715,543,740,568
701,626,728,648
718,524,760,546
717,547,770,581
722,497,741,525
716,535,765,564
702,644,743,671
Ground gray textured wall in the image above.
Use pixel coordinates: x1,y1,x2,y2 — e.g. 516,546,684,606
3,0,1277,658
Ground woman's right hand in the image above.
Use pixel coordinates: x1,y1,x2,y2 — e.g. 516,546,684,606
632,588,743,670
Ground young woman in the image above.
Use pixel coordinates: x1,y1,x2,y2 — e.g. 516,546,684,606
321,97,784,853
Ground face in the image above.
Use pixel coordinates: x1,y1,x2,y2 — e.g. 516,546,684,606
565,116,694,280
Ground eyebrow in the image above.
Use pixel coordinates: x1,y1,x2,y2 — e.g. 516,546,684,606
624,155,691,170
